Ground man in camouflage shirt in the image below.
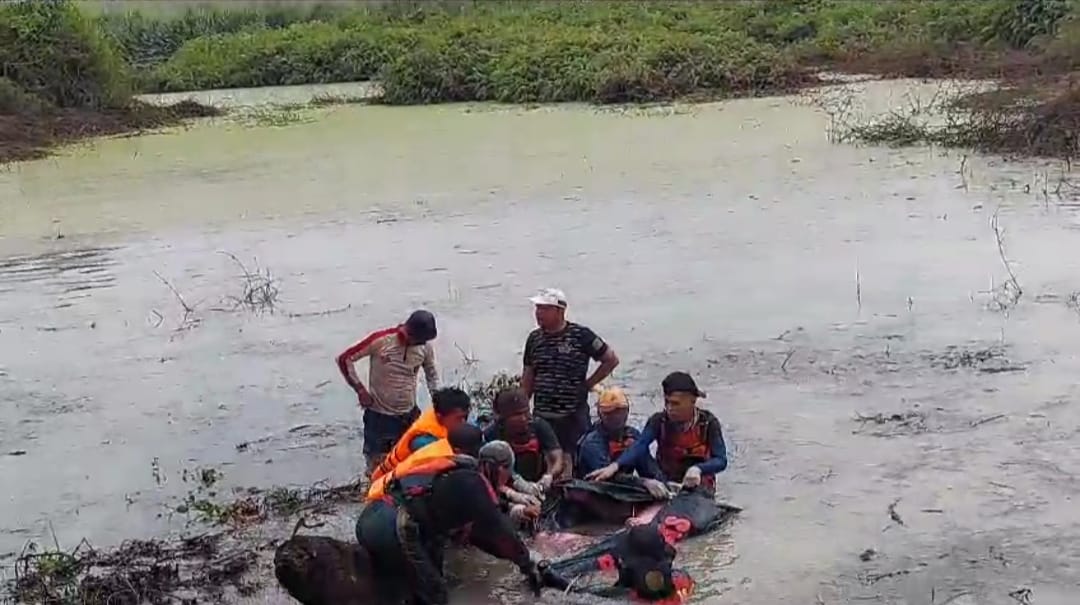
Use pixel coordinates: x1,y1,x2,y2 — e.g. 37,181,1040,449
522,288,620,478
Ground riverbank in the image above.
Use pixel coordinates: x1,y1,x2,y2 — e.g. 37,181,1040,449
4,1,1080,163
0,1,220,164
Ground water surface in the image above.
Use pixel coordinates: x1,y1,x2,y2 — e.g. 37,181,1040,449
3,79,1080,604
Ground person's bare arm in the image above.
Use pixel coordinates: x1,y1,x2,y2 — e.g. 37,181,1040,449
536,419,564,479
521,331,538,398
585,347,619,391
422,343,439,393
521,366,536,398
545,448,565,479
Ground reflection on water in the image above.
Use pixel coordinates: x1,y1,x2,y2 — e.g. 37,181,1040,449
3,79,1080,604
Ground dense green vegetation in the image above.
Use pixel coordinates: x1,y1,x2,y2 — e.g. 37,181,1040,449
0,1,217,163
3,0,1080,162
110,0,1080,104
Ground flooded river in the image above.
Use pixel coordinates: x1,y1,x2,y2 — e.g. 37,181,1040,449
3,79,1080,604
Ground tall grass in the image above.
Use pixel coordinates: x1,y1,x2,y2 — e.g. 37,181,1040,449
141,0,1061,104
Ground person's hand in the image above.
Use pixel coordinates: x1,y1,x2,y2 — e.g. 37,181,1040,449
506,489,542,508
538,474,555,492
521,560,544,596
509,504,540,524
586,463,619,482
642,478,673,499
683,466,703,488
514,477,546,499
356,389,374,408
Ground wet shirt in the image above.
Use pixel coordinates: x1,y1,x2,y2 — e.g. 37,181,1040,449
337,326,439,416
523,322,609,418
615,410,728,479
428,469,532,569
483,418,561,481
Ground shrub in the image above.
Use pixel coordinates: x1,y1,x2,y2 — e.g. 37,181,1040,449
0,0,131,109
149,22,419,92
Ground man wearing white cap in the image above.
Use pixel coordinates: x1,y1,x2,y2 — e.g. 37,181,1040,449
522,287,620,478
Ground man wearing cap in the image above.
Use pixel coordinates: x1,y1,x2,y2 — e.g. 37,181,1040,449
576,386,664,493
586,372,728,497
523,288,620,478
478,441,544,526
336,309,440,478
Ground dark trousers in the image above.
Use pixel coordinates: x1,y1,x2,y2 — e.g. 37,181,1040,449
356,499,447,605
362,406,420,476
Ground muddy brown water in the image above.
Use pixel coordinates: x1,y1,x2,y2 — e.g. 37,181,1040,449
3,79,1080,604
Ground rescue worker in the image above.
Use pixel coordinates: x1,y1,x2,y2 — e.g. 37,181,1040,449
482,388,564,489
576,386,669,498
356,423,554,605
366,422,483,503
478,440,543,527
337,309,440,478
586,372,727,497
371,386,472,481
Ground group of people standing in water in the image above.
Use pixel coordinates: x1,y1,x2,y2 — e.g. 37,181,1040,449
335,287,729,604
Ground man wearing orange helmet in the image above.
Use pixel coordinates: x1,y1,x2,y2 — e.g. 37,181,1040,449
576,386,668,498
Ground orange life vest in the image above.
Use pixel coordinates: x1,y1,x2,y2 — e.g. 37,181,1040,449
657,411,714,489
505,424,545,482
366,438,454,501
371,407,447,480
607,428,635,459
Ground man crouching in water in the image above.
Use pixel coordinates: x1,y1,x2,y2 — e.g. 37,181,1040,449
356,423,553,604
587,372,727,497
478,440,543,528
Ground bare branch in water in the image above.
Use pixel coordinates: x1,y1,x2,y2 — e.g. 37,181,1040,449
152,270,200,332
218,251,280,315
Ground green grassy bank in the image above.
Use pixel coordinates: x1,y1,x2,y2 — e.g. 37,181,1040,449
3,1,1080,163
0,1,218,164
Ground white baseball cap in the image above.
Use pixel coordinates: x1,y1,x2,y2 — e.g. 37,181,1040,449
529,287,568,308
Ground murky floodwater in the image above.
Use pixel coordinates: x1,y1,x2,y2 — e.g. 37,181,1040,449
3,79,1080,604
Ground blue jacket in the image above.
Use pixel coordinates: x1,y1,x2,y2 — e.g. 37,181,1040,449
614,411,728,481
576,423,661,479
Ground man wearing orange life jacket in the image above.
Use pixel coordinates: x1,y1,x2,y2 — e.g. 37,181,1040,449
370,386,472,481
366,423,479,502
587,372,727,497
356,423,559,605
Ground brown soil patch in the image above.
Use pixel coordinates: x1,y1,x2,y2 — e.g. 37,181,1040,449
0,101,220,164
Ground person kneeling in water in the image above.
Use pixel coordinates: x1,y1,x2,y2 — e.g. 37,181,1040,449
576,386,669,499
483,388,564,493
356,423,553,605
587,372,727,497
478,440,545,527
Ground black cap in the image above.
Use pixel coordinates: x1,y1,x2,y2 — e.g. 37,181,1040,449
404,310,437,342
661,371,706,398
